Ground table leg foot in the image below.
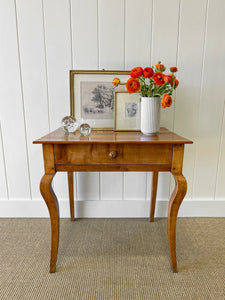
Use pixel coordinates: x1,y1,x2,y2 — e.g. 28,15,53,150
168,173,187,272
40,173,59,273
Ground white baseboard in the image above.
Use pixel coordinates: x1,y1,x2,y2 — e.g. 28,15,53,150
0,199,224,218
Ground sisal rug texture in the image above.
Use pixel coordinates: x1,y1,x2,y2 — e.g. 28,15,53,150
0,218,224,299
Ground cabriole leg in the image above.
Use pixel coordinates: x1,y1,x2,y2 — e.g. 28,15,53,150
40,173,59,273
168,173,187,272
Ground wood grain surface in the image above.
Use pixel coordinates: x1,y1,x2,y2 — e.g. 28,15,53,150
37,128,193,273
34,127,193,145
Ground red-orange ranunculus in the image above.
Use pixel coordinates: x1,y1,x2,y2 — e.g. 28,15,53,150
170,67,178,73
155,64,166,72
130,67,143,78
163,74,173,84
161,93,173,108
153,72,165,85
112,78,120,86
161,101,167,109
143,67,154,78
170,78,179,88
126,78,141,93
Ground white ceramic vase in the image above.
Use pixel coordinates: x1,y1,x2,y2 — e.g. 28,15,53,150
140,97,161,135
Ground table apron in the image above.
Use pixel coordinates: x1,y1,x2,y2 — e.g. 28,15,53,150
55,164,171,172
54,144,173,166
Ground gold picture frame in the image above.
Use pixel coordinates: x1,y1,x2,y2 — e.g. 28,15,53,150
70,70,130,130
114,91,141,131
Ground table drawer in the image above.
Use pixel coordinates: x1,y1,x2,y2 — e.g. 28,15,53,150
54,144,173,165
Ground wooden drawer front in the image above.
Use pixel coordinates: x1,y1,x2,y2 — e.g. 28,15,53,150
54,144,173,165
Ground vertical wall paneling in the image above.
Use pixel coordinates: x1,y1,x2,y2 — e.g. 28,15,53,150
101,172,123,201
215,100,225,199
124,0,153,201
0,123,8,200
174,0,208,199
98,0,125,200
0,0,224,216
0,0,30,199
77,172,99,201
151,0,180,131
125,0,152,69
43,0,72,200
124,172,146,201
192,0,225,199
16,0,50,199
43,0,72,129
150,0,180,201
71,0,98,69
98,0,125,70
71,0,100,200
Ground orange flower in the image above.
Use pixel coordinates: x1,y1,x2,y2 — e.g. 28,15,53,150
170,78,179,88
163,74,173,83
170,67,178,73
161,101,167,109
174,79,179,87
126,78,141,93
143,67,154,78
155,64,166,72
112,78,120,86
153,72,165,85
130,67,143,78
161,93,172,108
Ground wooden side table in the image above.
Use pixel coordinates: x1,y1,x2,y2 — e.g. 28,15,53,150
33,127,193,273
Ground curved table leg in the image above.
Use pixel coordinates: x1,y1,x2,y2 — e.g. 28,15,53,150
168,173,187,272
40,173,59,273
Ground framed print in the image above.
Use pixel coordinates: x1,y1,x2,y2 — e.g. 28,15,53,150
70,70,130,130
114,91,141,131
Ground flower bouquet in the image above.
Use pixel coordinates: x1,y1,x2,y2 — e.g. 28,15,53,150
112,62,179,108
112,62,179,135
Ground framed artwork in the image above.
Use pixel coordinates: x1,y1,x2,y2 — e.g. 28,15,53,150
114,91,141,131
70,70,130,130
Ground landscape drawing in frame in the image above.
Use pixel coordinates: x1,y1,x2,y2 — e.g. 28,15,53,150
70,70,130,130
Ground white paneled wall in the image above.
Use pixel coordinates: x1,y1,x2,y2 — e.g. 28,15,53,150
0,0,225,217
43,0,72,200
174,0,208,201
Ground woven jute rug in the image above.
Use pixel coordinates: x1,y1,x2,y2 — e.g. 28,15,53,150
0,218,224,299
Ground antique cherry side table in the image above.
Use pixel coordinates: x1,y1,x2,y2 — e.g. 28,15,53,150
33,127,193,273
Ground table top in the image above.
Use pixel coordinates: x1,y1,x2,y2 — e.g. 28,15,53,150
33,127,193,145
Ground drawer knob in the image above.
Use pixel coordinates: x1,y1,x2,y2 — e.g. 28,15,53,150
109,151,118,159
